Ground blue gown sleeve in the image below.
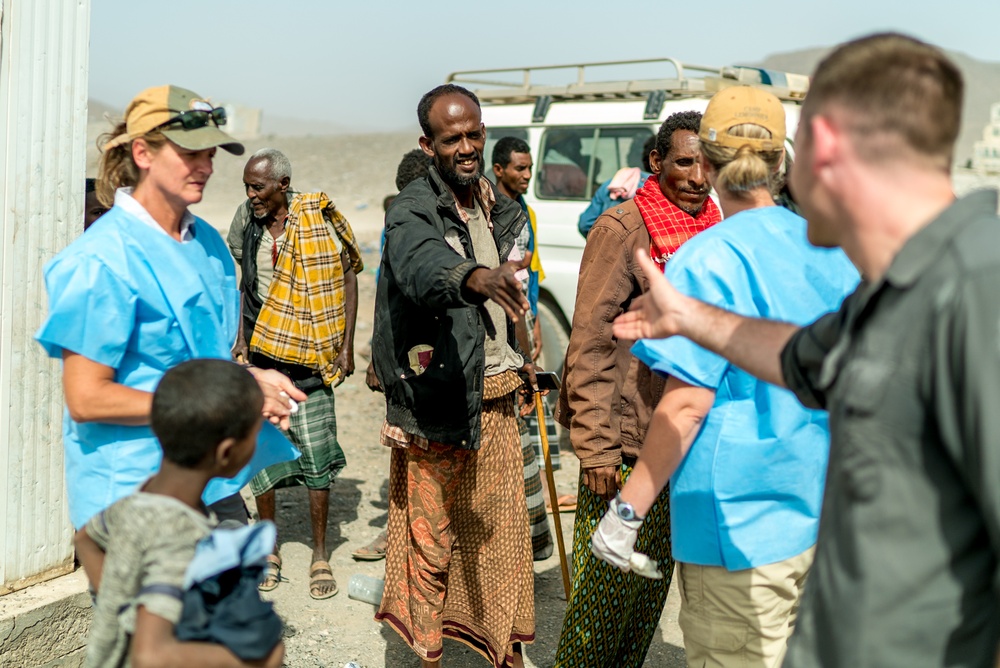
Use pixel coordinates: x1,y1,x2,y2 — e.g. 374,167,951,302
36,253,136,369
632,236,757,390
578,180,614,238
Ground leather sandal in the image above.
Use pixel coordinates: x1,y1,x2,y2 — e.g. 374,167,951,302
309,559,339,600
351,531,388,561
258,554,283,592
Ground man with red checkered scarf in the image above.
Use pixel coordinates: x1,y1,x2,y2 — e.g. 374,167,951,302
554,111,721,668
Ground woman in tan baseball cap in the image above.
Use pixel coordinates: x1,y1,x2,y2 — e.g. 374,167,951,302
36,85,304,534
591,86,859,667
96,84,245,220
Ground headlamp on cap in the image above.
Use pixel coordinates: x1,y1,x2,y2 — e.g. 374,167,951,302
157,107,228,132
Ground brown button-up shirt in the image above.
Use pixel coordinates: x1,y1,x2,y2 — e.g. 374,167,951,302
557,199,667,467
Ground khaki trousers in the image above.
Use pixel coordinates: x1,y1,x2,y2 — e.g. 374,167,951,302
677,547,815,668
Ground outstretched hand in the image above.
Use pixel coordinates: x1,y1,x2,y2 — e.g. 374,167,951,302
465,250,532,323
612,249,689,341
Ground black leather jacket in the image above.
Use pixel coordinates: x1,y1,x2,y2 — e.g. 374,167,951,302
373,166,527,449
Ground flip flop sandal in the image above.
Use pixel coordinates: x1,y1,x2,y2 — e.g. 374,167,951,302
258,554,284,592
309,559,339,600
351,532,388,561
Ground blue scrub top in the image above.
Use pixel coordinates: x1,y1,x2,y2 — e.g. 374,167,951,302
632,206,859,570
36,204,298,529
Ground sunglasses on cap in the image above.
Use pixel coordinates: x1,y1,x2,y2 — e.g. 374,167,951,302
157,107,228,131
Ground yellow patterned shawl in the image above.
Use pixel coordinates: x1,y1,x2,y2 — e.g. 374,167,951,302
250,192,364,386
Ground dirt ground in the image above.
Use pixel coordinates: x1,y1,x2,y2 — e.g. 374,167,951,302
80,114,1000,667
249,248,687,667
82,123,689,667
234,206,686,668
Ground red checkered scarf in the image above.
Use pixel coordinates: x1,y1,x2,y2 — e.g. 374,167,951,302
632,175,721,264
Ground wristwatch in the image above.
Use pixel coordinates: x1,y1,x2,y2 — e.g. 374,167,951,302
614,494,643,522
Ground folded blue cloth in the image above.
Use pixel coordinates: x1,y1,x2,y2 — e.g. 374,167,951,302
174,521,282,660
185,521,276,587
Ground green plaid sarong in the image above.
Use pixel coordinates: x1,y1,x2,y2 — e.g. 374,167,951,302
249,385,346,495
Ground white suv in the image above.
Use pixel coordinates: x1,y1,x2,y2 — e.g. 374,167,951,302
450,58,808,374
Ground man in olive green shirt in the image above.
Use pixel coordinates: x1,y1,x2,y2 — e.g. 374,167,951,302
611,33,1000,667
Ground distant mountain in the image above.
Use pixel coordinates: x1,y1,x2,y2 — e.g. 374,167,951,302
88,98,119,124
755,47,1000,165
259,115,358,137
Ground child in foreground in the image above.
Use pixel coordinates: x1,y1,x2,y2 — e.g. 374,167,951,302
75,359,284,668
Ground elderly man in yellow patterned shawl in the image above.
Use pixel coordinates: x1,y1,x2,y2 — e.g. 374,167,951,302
227,147,363,600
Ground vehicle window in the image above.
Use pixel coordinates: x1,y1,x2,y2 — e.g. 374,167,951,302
484,127,529,185
591,127,655,186
537,126,653,201
537,127,594,200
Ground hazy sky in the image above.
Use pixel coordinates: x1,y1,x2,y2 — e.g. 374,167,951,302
90,0,1000,132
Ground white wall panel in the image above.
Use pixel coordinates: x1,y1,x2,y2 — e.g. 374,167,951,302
0,0,90,592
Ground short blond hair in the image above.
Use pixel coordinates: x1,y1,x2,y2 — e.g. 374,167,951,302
803,33,963,169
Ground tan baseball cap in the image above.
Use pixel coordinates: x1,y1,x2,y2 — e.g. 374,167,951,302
102,85,244,155
699,86,786,152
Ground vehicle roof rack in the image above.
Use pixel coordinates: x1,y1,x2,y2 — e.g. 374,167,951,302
445,57,809,106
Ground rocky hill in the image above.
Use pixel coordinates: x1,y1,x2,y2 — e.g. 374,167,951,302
756,47,1000,165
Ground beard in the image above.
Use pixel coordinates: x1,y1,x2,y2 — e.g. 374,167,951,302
677,202,703,217
437,150,483,188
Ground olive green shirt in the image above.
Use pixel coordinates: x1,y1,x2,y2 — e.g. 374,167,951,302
781,190,1000,667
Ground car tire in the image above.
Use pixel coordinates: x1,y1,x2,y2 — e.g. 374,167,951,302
535,294,570,380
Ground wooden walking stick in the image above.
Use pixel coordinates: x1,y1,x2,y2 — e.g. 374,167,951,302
535,392,572,599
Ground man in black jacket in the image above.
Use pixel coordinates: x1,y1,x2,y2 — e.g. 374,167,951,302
373,84,537,668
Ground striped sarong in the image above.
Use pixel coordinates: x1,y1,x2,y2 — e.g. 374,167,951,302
525,400,561,471
521,425,553,560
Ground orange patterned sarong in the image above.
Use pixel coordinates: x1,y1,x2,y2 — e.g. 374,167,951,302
375,371,535,667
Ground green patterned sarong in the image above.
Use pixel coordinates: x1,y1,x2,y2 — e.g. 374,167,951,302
249,385,345,495
554,462,673,668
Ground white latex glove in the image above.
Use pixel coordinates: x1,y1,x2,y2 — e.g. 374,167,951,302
591,497,643,570
591,497,664,579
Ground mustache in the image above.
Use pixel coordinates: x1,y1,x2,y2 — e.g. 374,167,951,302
437,150,484,188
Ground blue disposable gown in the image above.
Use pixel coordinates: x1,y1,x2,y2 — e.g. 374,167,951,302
36,204,299,529
632,206,859,570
